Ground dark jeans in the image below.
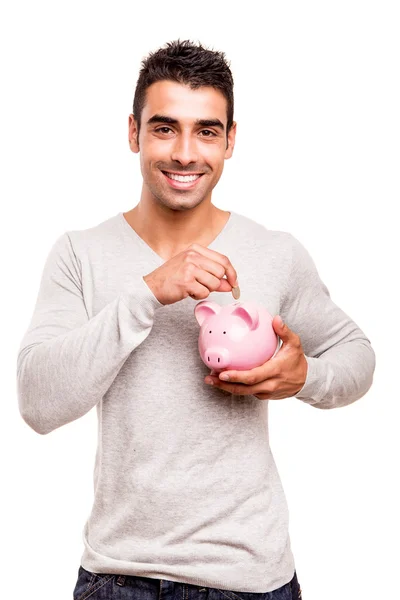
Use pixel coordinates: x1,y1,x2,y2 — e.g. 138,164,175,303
73,566,302,600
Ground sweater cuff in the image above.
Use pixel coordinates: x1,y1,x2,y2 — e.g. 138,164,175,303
120,275,164,324
295,355,334,405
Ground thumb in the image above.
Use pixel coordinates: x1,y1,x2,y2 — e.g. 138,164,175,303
272,315,290,341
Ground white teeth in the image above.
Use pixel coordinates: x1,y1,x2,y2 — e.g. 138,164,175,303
165,172,201,183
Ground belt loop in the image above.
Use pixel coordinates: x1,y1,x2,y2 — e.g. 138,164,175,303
116,575,126,586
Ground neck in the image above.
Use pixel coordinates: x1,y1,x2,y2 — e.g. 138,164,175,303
123,198,230,260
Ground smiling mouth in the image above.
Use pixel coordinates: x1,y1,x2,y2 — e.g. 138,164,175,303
161,170,205,189
161,170,204,182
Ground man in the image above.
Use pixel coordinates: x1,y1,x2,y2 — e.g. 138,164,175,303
17,39,375,599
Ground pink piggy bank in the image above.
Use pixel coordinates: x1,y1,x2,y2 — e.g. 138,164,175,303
194,300,280,374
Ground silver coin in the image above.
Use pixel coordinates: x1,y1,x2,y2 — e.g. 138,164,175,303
232,285,241,300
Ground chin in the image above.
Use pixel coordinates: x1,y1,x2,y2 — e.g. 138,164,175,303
158,195,206,212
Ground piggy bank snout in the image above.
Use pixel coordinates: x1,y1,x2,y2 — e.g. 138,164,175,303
203,347,230,370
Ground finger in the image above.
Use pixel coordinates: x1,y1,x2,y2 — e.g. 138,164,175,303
218,361,280,384
272,315,296,344
205,376,277,397
189,244,238,288
204,376,256,394
192,266,233,294
185,251,234,294
191,253,229,282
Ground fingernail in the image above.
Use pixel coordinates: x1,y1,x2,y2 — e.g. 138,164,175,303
220,373,230,381
205,377,214,385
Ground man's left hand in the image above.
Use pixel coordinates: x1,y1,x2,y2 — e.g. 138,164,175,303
204,315,308,400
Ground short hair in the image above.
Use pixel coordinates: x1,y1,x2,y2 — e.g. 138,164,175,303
133,39,234,145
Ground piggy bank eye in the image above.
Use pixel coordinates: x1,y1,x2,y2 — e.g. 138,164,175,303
223,331,226,334
209,330,212,333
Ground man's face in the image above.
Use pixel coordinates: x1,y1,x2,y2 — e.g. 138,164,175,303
128,80,236,212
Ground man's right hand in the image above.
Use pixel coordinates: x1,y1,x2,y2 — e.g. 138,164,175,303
143,243,238,306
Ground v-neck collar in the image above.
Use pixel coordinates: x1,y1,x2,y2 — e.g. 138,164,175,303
117,210,236,264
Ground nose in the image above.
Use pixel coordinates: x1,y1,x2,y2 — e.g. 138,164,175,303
171,133,199,166
205,347,230,370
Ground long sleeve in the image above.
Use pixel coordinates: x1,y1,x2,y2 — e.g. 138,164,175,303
16,232,163,434
280,234,376,409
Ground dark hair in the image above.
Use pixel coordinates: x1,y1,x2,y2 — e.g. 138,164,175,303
133,39,234,146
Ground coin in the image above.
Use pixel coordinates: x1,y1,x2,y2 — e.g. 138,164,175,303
232,285,241,300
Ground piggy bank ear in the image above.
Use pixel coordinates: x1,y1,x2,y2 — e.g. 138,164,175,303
194,301,221,326
231,303,260,330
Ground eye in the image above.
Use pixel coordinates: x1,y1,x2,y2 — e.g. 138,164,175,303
223,331,226,334
155,127,173,134
209,330,212,333
199,129,217,137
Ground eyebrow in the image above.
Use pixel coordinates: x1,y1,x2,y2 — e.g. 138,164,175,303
146,114,225,131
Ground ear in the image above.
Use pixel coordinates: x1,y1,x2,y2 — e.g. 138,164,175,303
231,303,260,330
224,121,237,159
194,301,221,326
128,114,140,153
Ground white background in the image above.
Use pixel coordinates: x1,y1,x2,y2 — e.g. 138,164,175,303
1,1,398,599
